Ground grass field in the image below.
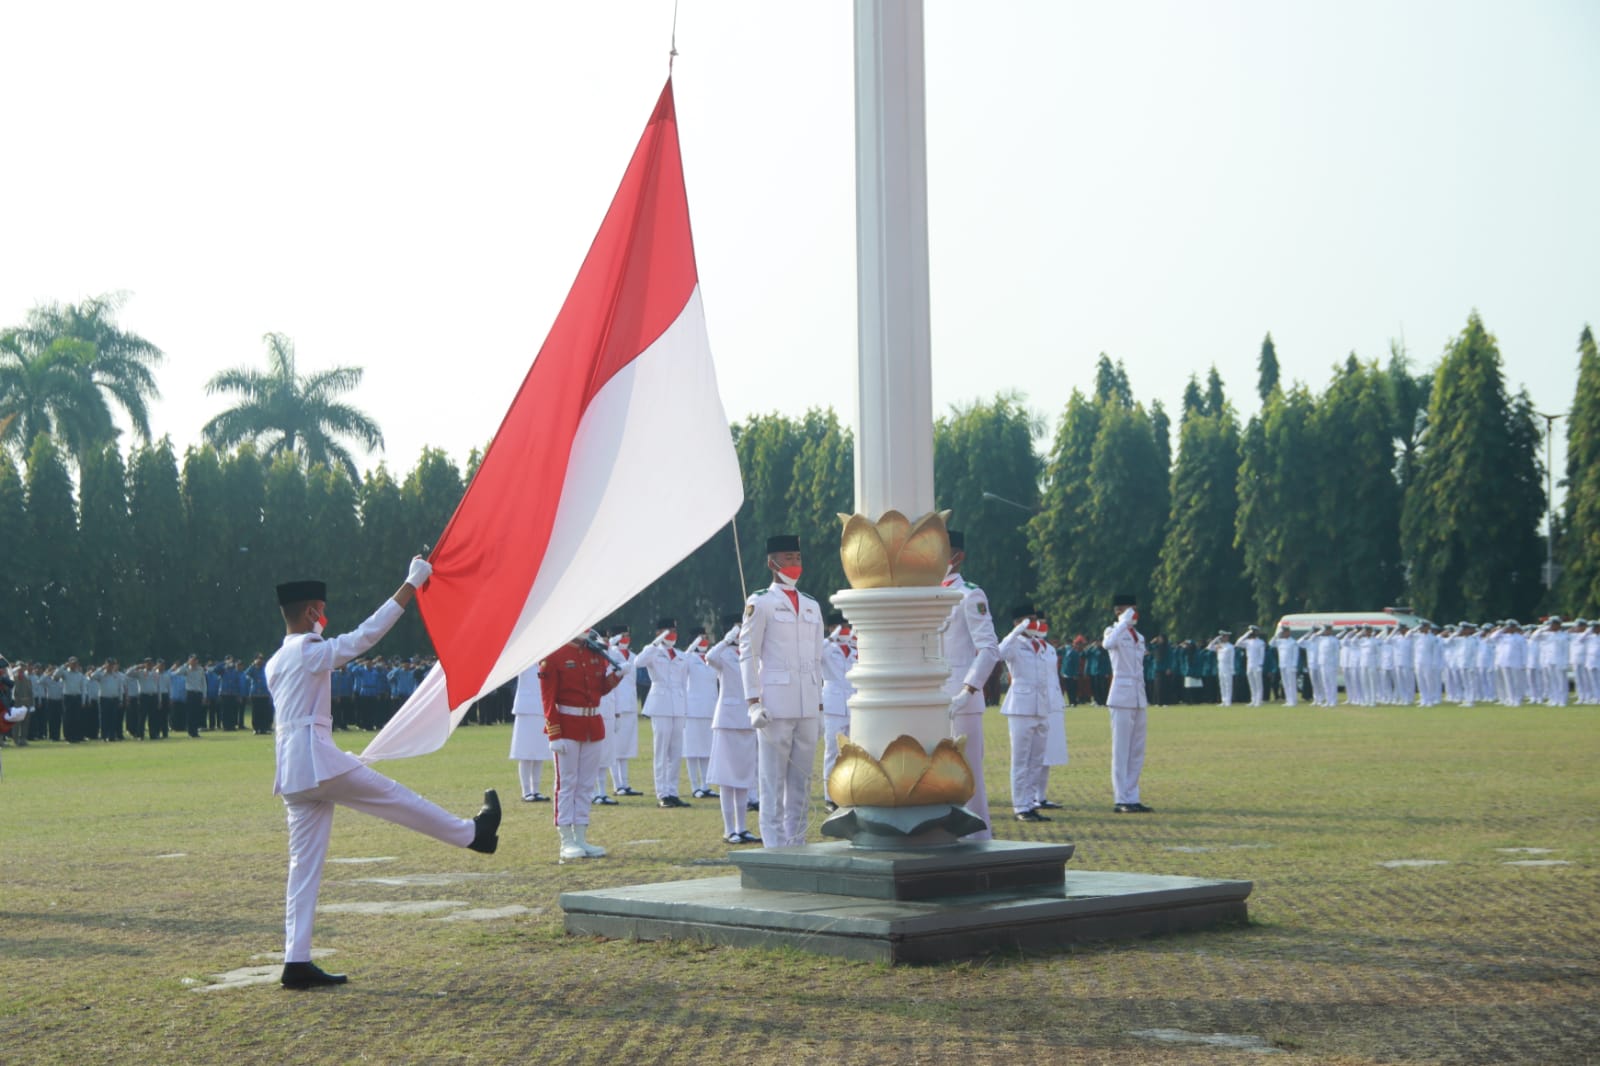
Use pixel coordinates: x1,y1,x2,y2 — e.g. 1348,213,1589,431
2,702,1596,1065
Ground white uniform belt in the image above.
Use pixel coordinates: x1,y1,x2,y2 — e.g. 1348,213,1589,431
557,704,600,716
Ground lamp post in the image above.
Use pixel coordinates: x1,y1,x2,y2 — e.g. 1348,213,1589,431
1538,411,1565,591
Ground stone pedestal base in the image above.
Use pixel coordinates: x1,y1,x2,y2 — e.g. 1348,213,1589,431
560,840,1252,964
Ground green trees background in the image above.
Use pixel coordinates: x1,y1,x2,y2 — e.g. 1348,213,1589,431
0,300,1593,663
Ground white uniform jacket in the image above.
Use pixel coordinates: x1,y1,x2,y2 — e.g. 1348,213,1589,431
998,631,1050,716
738,583,824,718
268,598,404,795
940,574,1000,696
634,643,688,718
1104,615,1149,709
821,640,855,718
685,653,718,717
706,638,749,729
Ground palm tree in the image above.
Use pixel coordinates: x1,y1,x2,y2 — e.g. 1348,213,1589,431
10,292,163,440
0,332,117,461
202,332,385,483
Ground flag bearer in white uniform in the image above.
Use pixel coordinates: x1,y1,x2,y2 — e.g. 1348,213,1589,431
605,626,643,796
1035,617,1069,811
268,566,500,990
739,533,824,849
939,530,1000,841
683,629,718,799
1531,617,1571,706
1105,592,1151,813
509,664,551,802
707,613,759,844
1270,624,1301,707
1000,604,1052,823
820,612,856,811
635,618,691,807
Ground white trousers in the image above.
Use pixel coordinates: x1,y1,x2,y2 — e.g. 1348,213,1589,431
756,715,819,848
1396,665,1415,705
651,715,685,799
1246,668,1264,706
517,759,545,798
1417,666,1442,706
821,713,850,803
1544,665,1568,706
719,787,750,836
1281,667,1298,707
1108,705,1147,805
951,692,991,842
611,710,638,789
281,764,472,962
553,740,604,827
1218,674,1233,707
590,707,616,797
1007,714,1047,813
1307,664,1324,705
1497,667,1523,706
1318,665,1339,706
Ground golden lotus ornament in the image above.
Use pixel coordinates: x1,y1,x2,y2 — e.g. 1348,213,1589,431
838,509,952,589
827,734,976,808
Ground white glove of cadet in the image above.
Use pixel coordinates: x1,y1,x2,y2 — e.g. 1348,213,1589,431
406,556,433,589
1119,607,1136,625
1008,618,1032,639
724,625,741,644
748,702,771,729
947,693,968,720
549,737,578,760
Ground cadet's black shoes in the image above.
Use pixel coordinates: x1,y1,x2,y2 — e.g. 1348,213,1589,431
468,789,501,853
281,961,347,989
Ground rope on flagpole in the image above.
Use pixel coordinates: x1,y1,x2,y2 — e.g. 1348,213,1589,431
669,0,680,73
731,514,748,602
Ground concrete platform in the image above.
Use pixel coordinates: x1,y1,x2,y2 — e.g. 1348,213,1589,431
731,839,1077,900
561,852,1252,964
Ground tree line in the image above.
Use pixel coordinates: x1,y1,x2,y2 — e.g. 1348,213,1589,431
2,298,1594,664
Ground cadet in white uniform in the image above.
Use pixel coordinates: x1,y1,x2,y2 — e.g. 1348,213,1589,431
1240,627,1267,707
739,533,824,849
605,627,643,796
1412,622,1443,706
999,604,1052,823
706,613,759,844
1207,632,1235,707
509,664,551,802
1530,618,1571,706
634,618,690,807
1105,593,1151,813
683,629,718,798
819,612,856,811
268,566,499,990
939,530,1000,841
1270,625,1301,707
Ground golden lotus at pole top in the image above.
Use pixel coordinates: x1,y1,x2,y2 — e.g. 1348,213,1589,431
838,509,952,589
827,734,976,808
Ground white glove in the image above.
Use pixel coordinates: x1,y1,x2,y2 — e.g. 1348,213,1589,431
1119,607,1136,625
748,703,771,729
406,557,433,589
1008,619,1032,639
549,738,578,760
724,625,740,644
947,693,967,720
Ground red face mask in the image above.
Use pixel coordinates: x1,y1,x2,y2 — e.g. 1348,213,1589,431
618,635,631,648
776,565,802,584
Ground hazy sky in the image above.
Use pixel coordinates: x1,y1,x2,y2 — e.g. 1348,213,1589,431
3,1,1594,503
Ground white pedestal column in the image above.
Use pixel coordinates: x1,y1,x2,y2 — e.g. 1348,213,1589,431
833,586,962,755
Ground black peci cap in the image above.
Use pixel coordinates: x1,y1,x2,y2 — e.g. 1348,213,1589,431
766,534,800,554
277,580,327,605
1010,603,1037,620
655,616,677,631
720,612,743,631
1112,592,1137,607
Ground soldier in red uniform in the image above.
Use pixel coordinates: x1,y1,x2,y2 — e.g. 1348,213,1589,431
541,632,623,861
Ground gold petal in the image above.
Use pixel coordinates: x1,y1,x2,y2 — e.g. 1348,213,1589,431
839,513,893,589
906,738,976,805
873,510,913,564
878,734,934,803
890,510,953,587
828,736,897,807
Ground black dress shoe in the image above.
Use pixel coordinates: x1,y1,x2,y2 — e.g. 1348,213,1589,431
1015,809,1050,823
1113,803,1138,813
281,961,347,989
593,795,619,806
468,789,500,853
746,800,759,812
824,800,838,813
1036,800,1063,810
736,830,762,844
658,796,688,808
616,787,644,797
1127,802,1154,813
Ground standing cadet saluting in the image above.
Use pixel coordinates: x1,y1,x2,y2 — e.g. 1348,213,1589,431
1105,593,1152,814
939,530,1000,841
740,533,825,849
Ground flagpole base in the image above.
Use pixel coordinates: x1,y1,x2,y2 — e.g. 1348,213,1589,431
820,803,986,850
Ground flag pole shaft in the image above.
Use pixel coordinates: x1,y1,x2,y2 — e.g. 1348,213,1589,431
731,515,748,601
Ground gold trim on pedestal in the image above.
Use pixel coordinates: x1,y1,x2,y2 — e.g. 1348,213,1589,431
827,734,976,807
838,509,952,589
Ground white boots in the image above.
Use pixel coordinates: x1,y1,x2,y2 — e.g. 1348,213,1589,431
557,824,607,860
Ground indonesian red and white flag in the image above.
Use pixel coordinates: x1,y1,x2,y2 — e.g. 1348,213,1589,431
362,78,742,762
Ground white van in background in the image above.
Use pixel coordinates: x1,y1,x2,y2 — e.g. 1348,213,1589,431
1273,607,1433,638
